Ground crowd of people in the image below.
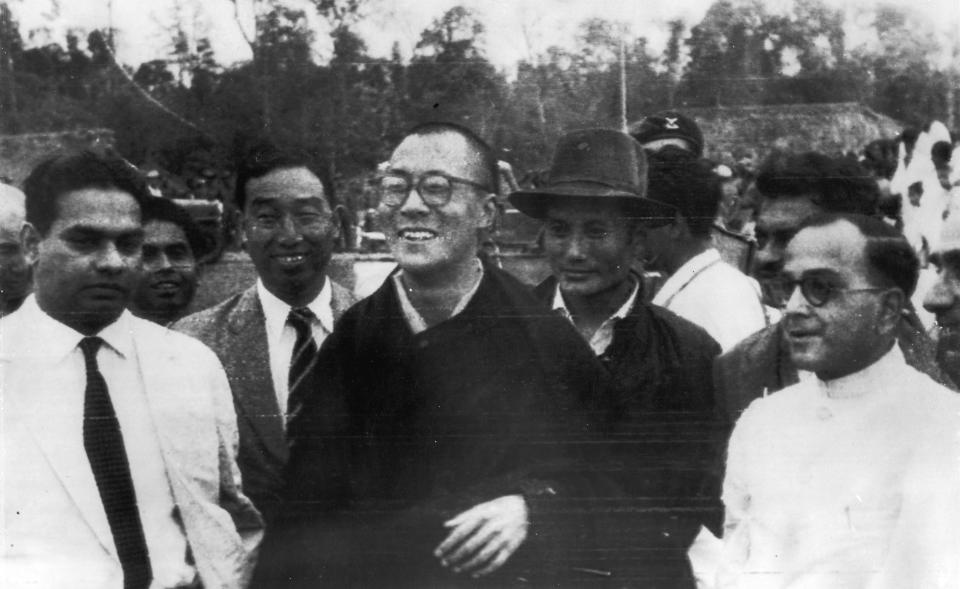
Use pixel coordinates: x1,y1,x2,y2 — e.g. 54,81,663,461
1,110,959,589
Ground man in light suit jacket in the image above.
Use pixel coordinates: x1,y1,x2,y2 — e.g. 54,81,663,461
1,150,262,589
175,141,356,525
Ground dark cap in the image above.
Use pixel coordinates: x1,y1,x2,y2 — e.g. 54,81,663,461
509,128,674,219
629,111,704,157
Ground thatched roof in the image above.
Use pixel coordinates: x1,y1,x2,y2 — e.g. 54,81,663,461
678,102,903,163
0,129,115,186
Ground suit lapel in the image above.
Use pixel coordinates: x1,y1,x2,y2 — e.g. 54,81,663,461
131,320,241,588
4,327,118,558
226,288,288,464
330,279,358,324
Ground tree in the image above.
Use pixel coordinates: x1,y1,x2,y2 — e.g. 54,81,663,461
406,6,504,134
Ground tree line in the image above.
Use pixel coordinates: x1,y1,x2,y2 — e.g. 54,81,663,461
0,0,957,210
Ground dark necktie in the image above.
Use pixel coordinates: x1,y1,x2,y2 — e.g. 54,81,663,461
287,307,319,416
80,337,152,589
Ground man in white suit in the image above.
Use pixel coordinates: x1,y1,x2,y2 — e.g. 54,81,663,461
1,150,263,588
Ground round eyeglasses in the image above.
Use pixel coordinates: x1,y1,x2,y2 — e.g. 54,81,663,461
376,172,491,209
774,274,888,307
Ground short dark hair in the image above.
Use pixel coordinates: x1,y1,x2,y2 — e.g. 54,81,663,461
24,150,149,236
932,140,953,164
646,147,719,237
803,212,919,297
234,140,333,211
140,197,210,260
755,151,879,216
404,122,499,195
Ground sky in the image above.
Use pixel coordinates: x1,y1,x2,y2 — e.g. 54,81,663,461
10,0,960,72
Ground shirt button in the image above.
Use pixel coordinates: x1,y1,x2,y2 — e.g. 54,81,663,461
815,406,833,420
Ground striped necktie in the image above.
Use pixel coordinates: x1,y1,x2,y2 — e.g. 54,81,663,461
80,336,152,589
287,307,319,417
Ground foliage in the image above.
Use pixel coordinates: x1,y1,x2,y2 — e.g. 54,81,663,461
1,0,956,209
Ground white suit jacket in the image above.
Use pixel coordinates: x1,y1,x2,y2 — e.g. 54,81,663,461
0,305,264,588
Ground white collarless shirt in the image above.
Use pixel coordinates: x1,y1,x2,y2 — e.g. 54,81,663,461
552,280,639,356
256,279,335,419
12,296,197,587
720,344,960,588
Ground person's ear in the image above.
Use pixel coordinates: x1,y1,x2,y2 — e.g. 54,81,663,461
20,223,40,266
876,288,905,336
478,193,498,231
330,204,345,241
234,209,248,250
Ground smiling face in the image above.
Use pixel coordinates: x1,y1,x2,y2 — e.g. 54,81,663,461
381,131,495,279
543,199,639,299
27,188,143,334
131,219,198,323
781,220,896,380
241,166,339,307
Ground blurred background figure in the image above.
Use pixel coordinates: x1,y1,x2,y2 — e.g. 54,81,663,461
0,182,32,316
924,212,960,387
130,197,206,325
643,148,769,351
630,110,704,156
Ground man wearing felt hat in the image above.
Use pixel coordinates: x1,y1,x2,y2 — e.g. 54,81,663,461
512,128,727,587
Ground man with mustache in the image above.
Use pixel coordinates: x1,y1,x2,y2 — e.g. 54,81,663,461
253,122,608,588
130,197,206,325
0,182,32,315
714,151,950,421
174,142,356,525
715,213,960,587
1,150,262,588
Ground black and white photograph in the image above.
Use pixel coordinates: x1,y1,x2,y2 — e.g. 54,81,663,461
1,0,959,587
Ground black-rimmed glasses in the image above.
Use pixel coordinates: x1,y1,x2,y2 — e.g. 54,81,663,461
376,172,490,208
772,273,888,307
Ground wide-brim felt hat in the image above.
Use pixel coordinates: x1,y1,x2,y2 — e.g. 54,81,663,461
509,128,675,220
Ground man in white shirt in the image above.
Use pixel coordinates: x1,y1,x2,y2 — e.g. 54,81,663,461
642,147,768,350
1,150,262,588
714,213,960,588
174,142,356,524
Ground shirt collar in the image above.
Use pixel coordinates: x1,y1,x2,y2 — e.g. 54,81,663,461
551,278,639,323
256,278,334,342
16,294,134,360
392,259,484,334
817,343,905,400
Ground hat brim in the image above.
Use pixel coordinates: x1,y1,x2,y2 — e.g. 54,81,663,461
509,184,675,221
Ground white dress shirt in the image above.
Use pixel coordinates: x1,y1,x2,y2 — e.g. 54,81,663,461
392,259,484,334
552,279,640,355
652,248,769,351
257,278,335,418
11,296,197,587
718,344,960,588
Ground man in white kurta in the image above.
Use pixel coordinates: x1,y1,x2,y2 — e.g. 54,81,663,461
717,214,960,589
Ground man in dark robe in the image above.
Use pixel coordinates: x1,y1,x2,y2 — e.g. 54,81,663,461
252,123,614,588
